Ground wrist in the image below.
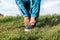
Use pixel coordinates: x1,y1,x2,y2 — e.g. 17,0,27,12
31,17,35,19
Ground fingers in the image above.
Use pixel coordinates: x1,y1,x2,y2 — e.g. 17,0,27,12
29,17,36,25
24,17,36,26
24,16,30,26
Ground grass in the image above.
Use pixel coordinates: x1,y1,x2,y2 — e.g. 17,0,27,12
0,15,60,40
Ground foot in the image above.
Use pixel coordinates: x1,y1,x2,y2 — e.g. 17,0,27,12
24,24,35,31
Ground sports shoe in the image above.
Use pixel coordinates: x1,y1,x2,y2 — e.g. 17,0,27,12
24,24,35,31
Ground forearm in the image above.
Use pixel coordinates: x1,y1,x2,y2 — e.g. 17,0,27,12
15,0,28,17
31,0,41,17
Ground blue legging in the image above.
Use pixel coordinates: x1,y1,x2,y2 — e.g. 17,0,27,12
15,0,41,23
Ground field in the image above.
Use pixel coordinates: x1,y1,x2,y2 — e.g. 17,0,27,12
0,15,60,40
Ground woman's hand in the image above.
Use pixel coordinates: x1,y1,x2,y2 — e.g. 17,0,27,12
30,17,36,25
24,16,30,26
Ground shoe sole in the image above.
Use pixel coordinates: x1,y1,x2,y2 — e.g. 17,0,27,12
24,29,32,31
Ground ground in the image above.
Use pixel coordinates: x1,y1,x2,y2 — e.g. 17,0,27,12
0,15,60,40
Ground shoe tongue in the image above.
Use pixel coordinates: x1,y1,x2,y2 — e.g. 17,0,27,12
28,24,35,27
